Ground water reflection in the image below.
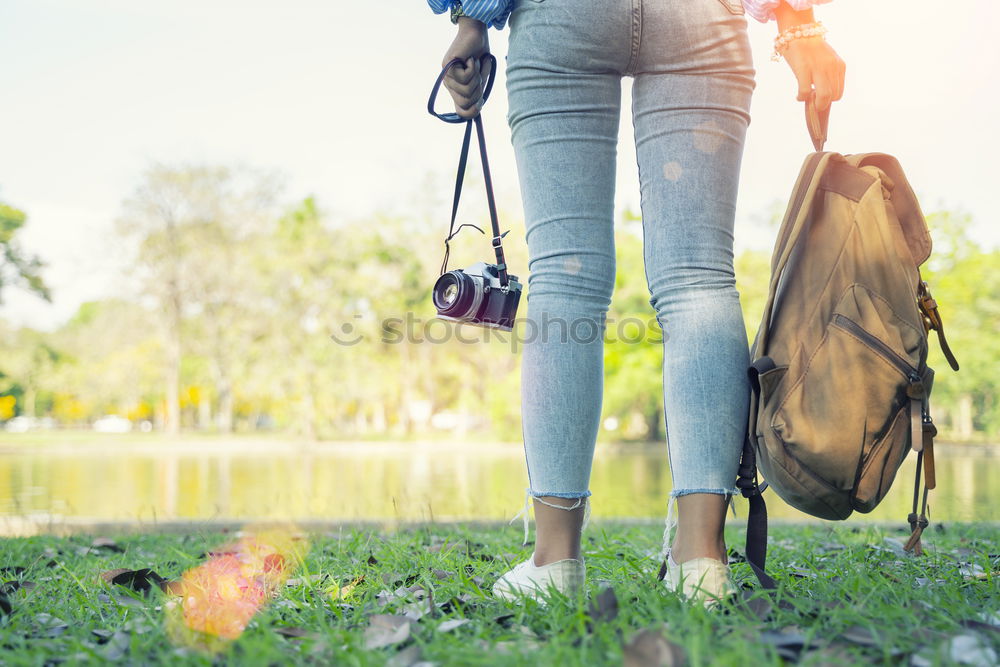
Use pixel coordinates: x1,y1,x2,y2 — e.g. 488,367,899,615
0,442,996,530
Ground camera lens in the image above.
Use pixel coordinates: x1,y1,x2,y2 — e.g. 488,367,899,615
442,283,459,306
433,270,483,319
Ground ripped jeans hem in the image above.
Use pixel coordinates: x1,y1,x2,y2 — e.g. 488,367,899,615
528,489,592,500
670,487,738,498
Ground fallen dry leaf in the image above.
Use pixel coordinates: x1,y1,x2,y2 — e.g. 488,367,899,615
112,591,147,608
109,568,167,595
91,629,115,643
946,633,997,666
511,624,538,639
90,537,125,553
758,629,808,661
623,626,687,667
881,537,910,557
30,612,69,638
386,643,424,667
100,568,132,585
0,580,34,595
477,638,525,655
100,630,131,660
400,598,433,621
427,543,460,555
739,590,772,621
494,613,515,628
960,619,1000,636
586,586,619,632
436,594,474,615
274,626,313,639
788,568,817,579
364,614,412,650
376,588,403,606
839,624,881,647
437,618,470,633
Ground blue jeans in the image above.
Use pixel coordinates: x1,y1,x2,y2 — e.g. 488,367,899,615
506,0,755,504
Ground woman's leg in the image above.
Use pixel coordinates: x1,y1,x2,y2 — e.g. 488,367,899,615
505,1,630,564
629,0,756,563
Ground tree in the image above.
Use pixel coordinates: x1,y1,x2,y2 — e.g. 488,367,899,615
602,217,665,441
920,210,1000,439
0,201,50,304
118,164,280,434
50,300,163,423
0,326,59,417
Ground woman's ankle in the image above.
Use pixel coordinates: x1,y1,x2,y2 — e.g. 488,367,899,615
532,546,581,566
531,495,586,566
670,493,729,564
669,537,727,564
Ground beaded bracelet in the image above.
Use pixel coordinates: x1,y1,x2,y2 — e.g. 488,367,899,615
772,21,828,62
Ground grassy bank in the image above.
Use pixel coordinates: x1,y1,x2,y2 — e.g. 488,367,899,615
0,522,997,665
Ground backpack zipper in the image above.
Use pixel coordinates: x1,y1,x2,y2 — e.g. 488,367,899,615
831,313,921,382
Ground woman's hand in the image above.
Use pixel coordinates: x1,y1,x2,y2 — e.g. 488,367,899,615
441,17,493,119
783,38,846,111
774,4,845,111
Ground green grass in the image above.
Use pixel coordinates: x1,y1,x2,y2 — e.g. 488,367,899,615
0,522,997,666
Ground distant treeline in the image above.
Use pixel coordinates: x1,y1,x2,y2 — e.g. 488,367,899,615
1,165,997,442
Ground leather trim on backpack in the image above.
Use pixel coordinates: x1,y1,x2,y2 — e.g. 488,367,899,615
819,161,876,202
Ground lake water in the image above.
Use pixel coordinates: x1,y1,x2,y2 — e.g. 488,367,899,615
0,439,996,535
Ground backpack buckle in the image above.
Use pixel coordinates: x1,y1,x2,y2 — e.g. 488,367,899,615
917,279,960,371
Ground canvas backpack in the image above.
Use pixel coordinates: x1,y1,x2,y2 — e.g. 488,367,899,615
736,108,960,588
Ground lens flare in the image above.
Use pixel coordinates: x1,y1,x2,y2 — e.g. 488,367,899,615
164,524,308,652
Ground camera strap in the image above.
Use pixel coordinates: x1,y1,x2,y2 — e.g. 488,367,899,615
427,54,511,288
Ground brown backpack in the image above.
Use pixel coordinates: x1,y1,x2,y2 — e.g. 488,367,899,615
737,114,960,587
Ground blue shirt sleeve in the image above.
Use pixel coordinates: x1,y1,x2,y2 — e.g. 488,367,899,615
426,0,515,30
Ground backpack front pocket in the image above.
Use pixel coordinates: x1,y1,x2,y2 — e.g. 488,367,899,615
771,284,925,495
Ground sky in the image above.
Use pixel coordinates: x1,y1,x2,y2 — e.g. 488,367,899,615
1,0,998,330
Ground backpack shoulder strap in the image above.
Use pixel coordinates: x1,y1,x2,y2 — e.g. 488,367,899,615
755,151,839,356
741,151,838,592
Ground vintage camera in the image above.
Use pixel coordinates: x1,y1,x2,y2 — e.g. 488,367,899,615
432,261,522,331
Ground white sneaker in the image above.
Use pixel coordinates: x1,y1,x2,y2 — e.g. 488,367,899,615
492,554,586,603
663,553,736,609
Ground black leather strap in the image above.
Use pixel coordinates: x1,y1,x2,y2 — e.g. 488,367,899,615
737,436,777,590
427,54,510,286
740,357,777,590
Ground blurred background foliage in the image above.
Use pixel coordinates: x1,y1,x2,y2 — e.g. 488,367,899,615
0,165,996,442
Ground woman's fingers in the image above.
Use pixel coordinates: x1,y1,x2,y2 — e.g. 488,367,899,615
444,57,489,117
812,56,846,110
813,69,833,111
792,62,813,103
446,75,482,102
445,57,478,85
784,40,846,111
833,57,846,102
440,18,491,116
446,61,482,97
